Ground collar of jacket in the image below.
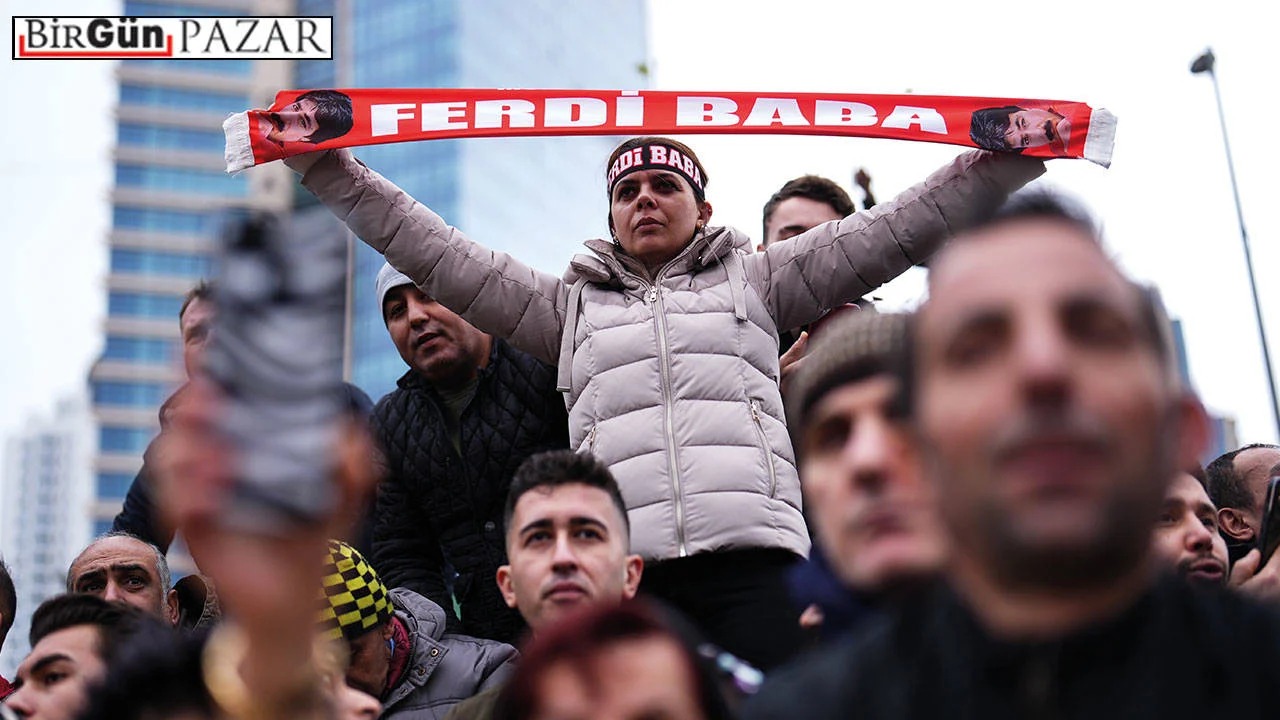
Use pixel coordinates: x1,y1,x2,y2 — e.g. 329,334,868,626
383,587,451,709
395,336,505,392
565,225,748,287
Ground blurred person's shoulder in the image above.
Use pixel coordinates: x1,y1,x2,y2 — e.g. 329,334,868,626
743,610,909,720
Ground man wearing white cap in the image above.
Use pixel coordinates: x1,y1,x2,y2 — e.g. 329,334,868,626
369,263,568,646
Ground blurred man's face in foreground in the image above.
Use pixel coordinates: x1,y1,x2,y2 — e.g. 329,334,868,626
915,216,1204,591
6,625,106,720
1152,472,1229,586
799,375,944,592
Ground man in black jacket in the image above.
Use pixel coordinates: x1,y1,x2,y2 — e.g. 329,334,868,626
747,192,1280,720
371,263,568,645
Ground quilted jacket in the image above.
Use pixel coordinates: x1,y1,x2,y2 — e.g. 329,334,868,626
372,339,568,644
302,148,1045,562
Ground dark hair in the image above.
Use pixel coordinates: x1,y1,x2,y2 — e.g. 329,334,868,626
1189,463,1209,488
761,175,856,243
906,191,1178,409
1206,443,1280,512
79,624,214,720
503,450,630,541
969,105,1022,152
28,594,149,652
0,559,15,649
495,600,734,720
179,279,215,323
297,89,354,144
604,136,709,234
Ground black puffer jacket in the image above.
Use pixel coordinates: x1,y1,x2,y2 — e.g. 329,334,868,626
372,339,568,644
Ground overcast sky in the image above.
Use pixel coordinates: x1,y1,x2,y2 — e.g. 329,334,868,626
2,0,1277,445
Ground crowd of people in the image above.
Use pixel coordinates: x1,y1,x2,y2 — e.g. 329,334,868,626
2,134,1279,720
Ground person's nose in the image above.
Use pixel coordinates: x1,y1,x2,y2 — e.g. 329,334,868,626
633,181,657,209
1185,516,1214,552
841,416,893,493
405,296,433,327
102,579,124,602
1013,319,1072,409
5,684,36,715
550,533,580,573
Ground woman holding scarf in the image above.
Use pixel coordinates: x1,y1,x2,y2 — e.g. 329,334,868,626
287,138,1043,669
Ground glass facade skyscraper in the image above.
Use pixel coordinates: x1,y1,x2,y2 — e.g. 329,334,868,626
89,0,648,534
89,0,295,535
298,0,649,399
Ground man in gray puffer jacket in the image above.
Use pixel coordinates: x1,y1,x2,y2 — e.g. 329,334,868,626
320,541,517,719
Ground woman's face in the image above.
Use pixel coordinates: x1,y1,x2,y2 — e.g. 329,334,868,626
611,169,711,272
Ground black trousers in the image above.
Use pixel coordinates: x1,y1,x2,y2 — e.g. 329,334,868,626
639,548,804,671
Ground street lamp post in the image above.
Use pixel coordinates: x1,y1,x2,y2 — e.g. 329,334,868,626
1191,48,1280,440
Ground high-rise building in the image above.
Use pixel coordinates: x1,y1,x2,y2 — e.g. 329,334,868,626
296,0,650,399
87,0,649,539
0,396,94,676
88,0,295,536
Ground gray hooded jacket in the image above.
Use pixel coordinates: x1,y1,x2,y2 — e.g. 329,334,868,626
383,588,518,719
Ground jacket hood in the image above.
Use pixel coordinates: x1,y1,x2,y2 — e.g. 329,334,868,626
564,225,751,286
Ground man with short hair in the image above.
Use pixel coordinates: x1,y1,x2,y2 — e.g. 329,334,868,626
783,311,945,637
5,594,146,720
258,89,354,151
1206,443,1280,563
66,532,179,626
445,449,644,720
112,280,216,551
759,172,876,358
318,540,516,719
371,263,568,645
0,559,16,699
747,192,1280,719
1151,468,1230,587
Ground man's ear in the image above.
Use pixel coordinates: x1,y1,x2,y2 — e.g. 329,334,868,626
621,555,644,600
1220,507,1256,543
165,588,180,627
495,565,518,610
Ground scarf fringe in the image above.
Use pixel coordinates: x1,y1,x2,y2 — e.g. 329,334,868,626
222,112,254,173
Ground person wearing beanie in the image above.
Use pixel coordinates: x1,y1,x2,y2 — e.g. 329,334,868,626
288,132,1041,669
367,262,568,646
319,540,518,719
780,311,945,644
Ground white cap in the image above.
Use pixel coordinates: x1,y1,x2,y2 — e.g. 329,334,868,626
376,262,416,321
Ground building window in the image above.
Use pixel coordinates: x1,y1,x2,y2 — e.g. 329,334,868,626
108,291,185,319
93,381,170,408
118,123,228,154
96,473,136,500
99,427,155,455
119,84,248,116
103,336,176,364
113,206,214,236
115,164,247,197
111,248,212,278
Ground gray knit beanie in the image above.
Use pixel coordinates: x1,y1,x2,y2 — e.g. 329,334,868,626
785,311,912,453
375,262,415,322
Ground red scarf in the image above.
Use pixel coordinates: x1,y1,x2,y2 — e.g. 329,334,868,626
383,615,413,698
224,88,1114,172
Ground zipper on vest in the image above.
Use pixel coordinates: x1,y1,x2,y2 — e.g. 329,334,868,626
750,399,779,499
649,280,689,557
